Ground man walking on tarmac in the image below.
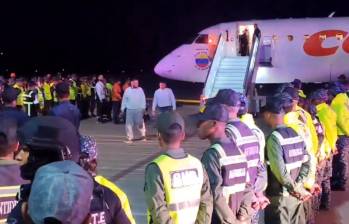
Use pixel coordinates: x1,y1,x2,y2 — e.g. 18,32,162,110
262,95,311,224
144,111,212,224
121,78,146,143
198,103,254,223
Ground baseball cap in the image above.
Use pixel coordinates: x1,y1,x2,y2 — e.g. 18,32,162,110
282,86,299,101
0,117,17,149
261,95,285,114
309,89,328,102
2,86,20,103
17,116,80,162
80,135,98,160
156,111,185,134
291,78,302,86
208,89,241,107
194,103,229,123
28,160,93,224
55,81,70,96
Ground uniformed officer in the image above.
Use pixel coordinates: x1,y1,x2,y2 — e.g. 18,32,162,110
278,91,320,224
42,76,53,114
0,118,26,223
198,103,253,223
7,116,81,223
207,89,269,223
79,135,136,224
145,111,212,224
261,96,311,224
49,81,81,130
22,81,38,117
330,80,349,191
309,89,338,209
13,78,24,110
0,86,29,127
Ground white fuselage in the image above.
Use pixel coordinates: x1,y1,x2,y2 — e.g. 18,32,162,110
154,17,349,83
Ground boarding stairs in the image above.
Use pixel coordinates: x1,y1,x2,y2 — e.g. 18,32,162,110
203,34,260,99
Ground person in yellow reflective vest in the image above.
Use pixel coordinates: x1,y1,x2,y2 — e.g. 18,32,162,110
309,89,337,210
79,135,136,224
80,77,90,119
145,111,212,224
36,79,45,113
69,79,77,105
43,77,53,114
330,80,349,191
13,78,24,110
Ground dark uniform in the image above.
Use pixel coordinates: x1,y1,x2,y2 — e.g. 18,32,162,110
49,101,81,130
0,161,26,223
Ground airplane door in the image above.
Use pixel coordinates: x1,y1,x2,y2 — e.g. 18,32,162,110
259,36,272,66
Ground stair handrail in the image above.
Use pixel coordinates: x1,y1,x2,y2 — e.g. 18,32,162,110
203,34,225,98
243,36,261,96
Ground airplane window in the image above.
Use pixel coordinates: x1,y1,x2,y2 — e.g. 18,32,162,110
184,35,198,44
337,34,344,40
288,35,294,41
195,34,209,44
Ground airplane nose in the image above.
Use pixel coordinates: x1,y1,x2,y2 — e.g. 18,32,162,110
154,60,172,77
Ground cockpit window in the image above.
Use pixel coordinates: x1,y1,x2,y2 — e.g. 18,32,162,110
195,34,209,44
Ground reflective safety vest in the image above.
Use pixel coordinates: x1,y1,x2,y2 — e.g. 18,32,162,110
316,103,337,152
331,93,349,136
37,87,45,110
69,85,76,101
95,176,136,224
210,143,248,206
240,113,266,162
226,120,260,184
13,84,24,106
312,116,328,162
43,82,52,101
284,111,316,189
150,154,204,224
0,163,24,223
22,90,35,117
272,129,307,179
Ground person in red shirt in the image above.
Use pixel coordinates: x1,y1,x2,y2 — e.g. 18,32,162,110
112,79,122,124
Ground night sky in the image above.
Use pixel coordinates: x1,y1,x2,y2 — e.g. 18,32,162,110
0,0,347,75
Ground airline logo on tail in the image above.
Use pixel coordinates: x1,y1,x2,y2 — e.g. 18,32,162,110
304,30,349,56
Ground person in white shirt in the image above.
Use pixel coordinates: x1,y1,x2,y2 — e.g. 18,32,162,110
95,75,107,122
121,78,146,143
152,81,176,116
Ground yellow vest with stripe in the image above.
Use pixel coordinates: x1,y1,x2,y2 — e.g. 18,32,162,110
94,175,136,224
13,84,24,106
331,93,349,136
43,82,52,101
150,154,204,224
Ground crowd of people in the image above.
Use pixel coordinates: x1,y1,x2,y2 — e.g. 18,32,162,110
1,70,349,224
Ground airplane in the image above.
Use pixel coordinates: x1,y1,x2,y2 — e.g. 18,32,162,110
154,17,349,85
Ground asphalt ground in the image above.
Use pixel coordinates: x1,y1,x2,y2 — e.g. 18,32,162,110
79,105,349,224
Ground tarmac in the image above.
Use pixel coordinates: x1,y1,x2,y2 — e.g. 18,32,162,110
79,105,349,224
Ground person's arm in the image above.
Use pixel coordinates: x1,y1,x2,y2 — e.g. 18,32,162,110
253,161,268,194
169,89,176,110
337,106,349,136
266,134,296,192
121,89,128,112
196,167,213,224
238,183,255,221
144,163,174,224
152,90,158,112
201,149,237,223
140,88,146,110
